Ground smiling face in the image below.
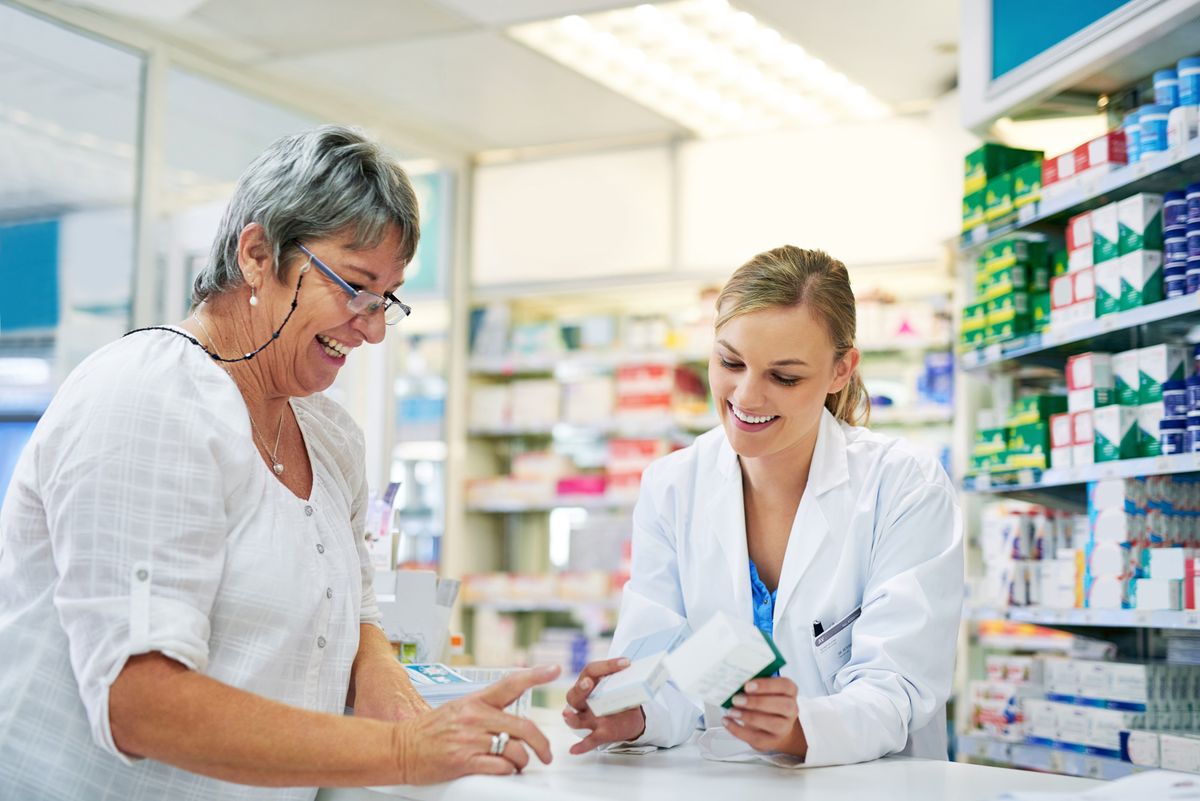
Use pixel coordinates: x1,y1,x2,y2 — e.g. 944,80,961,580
709,303,857,462
248,223,408,399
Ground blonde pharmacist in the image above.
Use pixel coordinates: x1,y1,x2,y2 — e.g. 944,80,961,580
565,246,964,765
0,126,558,800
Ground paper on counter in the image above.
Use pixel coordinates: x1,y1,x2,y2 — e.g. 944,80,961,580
992,770,1200,800
695,727,803,769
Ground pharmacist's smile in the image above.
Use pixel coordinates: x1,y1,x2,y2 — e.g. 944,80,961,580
728,401,780,432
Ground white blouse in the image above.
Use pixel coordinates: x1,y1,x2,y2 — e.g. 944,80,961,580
0,327,383,801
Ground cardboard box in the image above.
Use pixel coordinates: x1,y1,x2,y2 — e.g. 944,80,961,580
1013,160,1043,209
1094,405,1137,461
974,427,1008,456
1120,250,1164,310
1051,249,1069,277
1066,352,1114,396
1095,259,1123,317
588,652,670,716
1139,344,1188,403
1114,350,1141,406
1075,130,1127,176
1073,410,1096,466
1032,291,1052,331
965,143,1042,194
962,190,986,232
1137,403,1164,457
985,173,1015,224
662,612,785,708
1050,413,1073,449
1067,211,1093,271
1117,193,1165,254
1091,203,1120,265
984,238,1047,272
1159,733,1200,773
1007,422,1051,469
1009,395,1068,426
1135,578,1183,610
1120,730,1161,768
1091,508,1139,544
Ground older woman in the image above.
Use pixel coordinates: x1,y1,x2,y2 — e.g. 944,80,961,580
0,126,559,800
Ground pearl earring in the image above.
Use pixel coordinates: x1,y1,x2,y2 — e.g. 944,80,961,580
249,288,258,307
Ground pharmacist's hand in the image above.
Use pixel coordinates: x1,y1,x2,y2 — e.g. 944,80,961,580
393,664,560,784
723,677,808,758
562,657,645,754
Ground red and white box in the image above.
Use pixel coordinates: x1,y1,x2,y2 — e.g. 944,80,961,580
1051,412,1073,469
1042,149,1078,203
1186,557,1200,610
1051,268,1096,329
1067,352,1114,412
1074,130,1127,176
1072,410,1095,467
1067,211,1093,271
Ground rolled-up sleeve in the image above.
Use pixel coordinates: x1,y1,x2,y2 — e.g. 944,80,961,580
797,478,964,767
39,366,236,764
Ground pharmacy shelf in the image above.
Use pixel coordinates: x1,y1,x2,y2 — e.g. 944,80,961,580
469,348,709,377
960,293,1200,372
468,416,719,439
957,733,1138,780
462,598,620,613
963,452,1200,508
966,605,1200,631
960,135,1200,254
466,497,637,514
871,406,955,426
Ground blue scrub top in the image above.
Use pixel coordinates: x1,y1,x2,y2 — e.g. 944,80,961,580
748,557,777,638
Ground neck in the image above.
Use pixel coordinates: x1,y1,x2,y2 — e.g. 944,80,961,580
738,420,821,504
185,293,288,421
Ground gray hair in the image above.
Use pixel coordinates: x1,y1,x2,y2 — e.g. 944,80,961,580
192,125,420,305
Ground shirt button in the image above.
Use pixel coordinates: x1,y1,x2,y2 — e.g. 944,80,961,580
316,543,325,554
326,587,333,599
317,636,326,648
304,505,314,516
136,568,149,582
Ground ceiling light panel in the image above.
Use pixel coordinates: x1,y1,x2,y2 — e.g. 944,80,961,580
509,0,890,138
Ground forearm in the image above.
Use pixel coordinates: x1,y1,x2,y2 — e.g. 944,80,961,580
110,653,405,787
348,623,428,714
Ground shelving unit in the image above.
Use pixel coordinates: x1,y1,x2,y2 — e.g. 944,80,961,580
957,733,1138,780
965,606,1200,631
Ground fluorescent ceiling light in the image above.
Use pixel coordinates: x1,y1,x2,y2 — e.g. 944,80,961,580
510,0,890,138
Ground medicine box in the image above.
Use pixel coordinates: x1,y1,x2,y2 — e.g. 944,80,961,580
1094,259,1123,317
1139,344,1188,403
1120,250,1164,310
1137,403,1163,458
1091,203,1120,265
1066,353,1114,411
662,611,785,708
1117,193,1164,254
1114,350,1140,406
1093,405,1137,462
1067,211,1094,271
587,653,670,716
1073,410,1096,467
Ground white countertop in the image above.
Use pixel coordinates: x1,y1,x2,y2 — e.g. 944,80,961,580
317,710,1101,801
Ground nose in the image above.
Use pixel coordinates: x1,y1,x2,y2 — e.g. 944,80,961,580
352,308,387,345
730,372,769,410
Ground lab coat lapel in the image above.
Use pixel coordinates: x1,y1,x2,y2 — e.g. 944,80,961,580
703,433,753,623
773,410,851,626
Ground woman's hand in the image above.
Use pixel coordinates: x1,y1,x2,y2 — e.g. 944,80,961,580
351,658,431,722
722,677,808,758
561,657,646,754
393,664,560,784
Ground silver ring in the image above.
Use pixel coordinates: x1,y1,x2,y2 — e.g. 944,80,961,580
489,731,510,755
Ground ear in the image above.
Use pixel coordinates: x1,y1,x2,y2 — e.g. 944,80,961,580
236,223,274,290
828,347,860,394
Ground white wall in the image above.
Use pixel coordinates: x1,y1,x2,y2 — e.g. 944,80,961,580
471,98,972,285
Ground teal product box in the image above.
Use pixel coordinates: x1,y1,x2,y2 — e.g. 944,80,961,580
1139,344,1188,404
1114,350,1140,406
1137,403,1164,457
1095,260,1123,317
1117,193,1164,254
1093,405,1138,461
1120,250,1164,310
1092,203,1120,265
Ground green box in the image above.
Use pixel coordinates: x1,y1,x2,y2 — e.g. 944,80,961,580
1120,250,1164,310
1031,292,1051,331
1051,250,1069,277
965,143,1043,194
1114,350,1140,406
1137,403,1163,458
961,326,986,347
1012,160,1043,209
970,451,1007,473
984,238,1047,273
1094,405,1138,461
1139,344,1188,404
1008,395,1067,427
987,290,1029,316
963,190,986,232
1095,259,1123,317
986,309,1031,342
1006,422,1050,469
985,173,1015,224
974,427,1008,457
1117,193,1164,255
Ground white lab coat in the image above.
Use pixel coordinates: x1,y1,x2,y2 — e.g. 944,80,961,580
610,408,964,767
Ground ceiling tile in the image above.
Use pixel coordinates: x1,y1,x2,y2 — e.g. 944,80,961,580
261,30,683,151
431,0,633,26
191,0,478,57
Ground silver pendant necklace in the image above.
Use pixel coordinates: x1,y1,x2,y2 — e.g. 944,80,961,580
193,310,286,475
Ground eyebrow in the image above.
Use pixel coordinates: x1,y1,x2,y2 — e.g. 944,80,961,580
717,339,809,368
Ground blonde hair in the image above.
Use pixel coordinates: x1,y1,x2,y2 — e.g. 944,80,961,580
715,246,870,427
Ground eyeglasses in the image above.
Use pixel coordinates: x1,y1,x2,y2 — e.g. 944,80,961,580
297,243,412,325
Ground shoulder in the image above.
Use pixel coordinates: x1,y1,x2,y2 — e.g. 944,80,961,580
841,421,954,500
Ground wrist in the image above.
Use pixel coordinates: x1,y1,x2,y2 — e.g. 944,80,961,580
632,707,647,741
391,721,412,784
783,720,808,759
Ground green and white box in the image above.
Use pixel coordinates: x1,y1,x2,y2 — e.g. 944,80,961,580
1138,403,1164,458
1117,193,1164,254
1094,405,1138,462
1091,203,1120,265
1114,349,1141,406
1094,260,1123,317
1120,250,1164,310
1139,344,1188,403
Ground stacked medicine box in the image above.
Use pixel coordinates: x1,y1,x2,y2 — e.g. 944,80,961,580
963,143,1043,235
961,237,1056,348
971,395,1064,475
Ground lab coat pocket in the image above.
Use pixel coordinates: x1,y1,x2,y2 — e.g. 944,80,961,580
812,606,860,694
